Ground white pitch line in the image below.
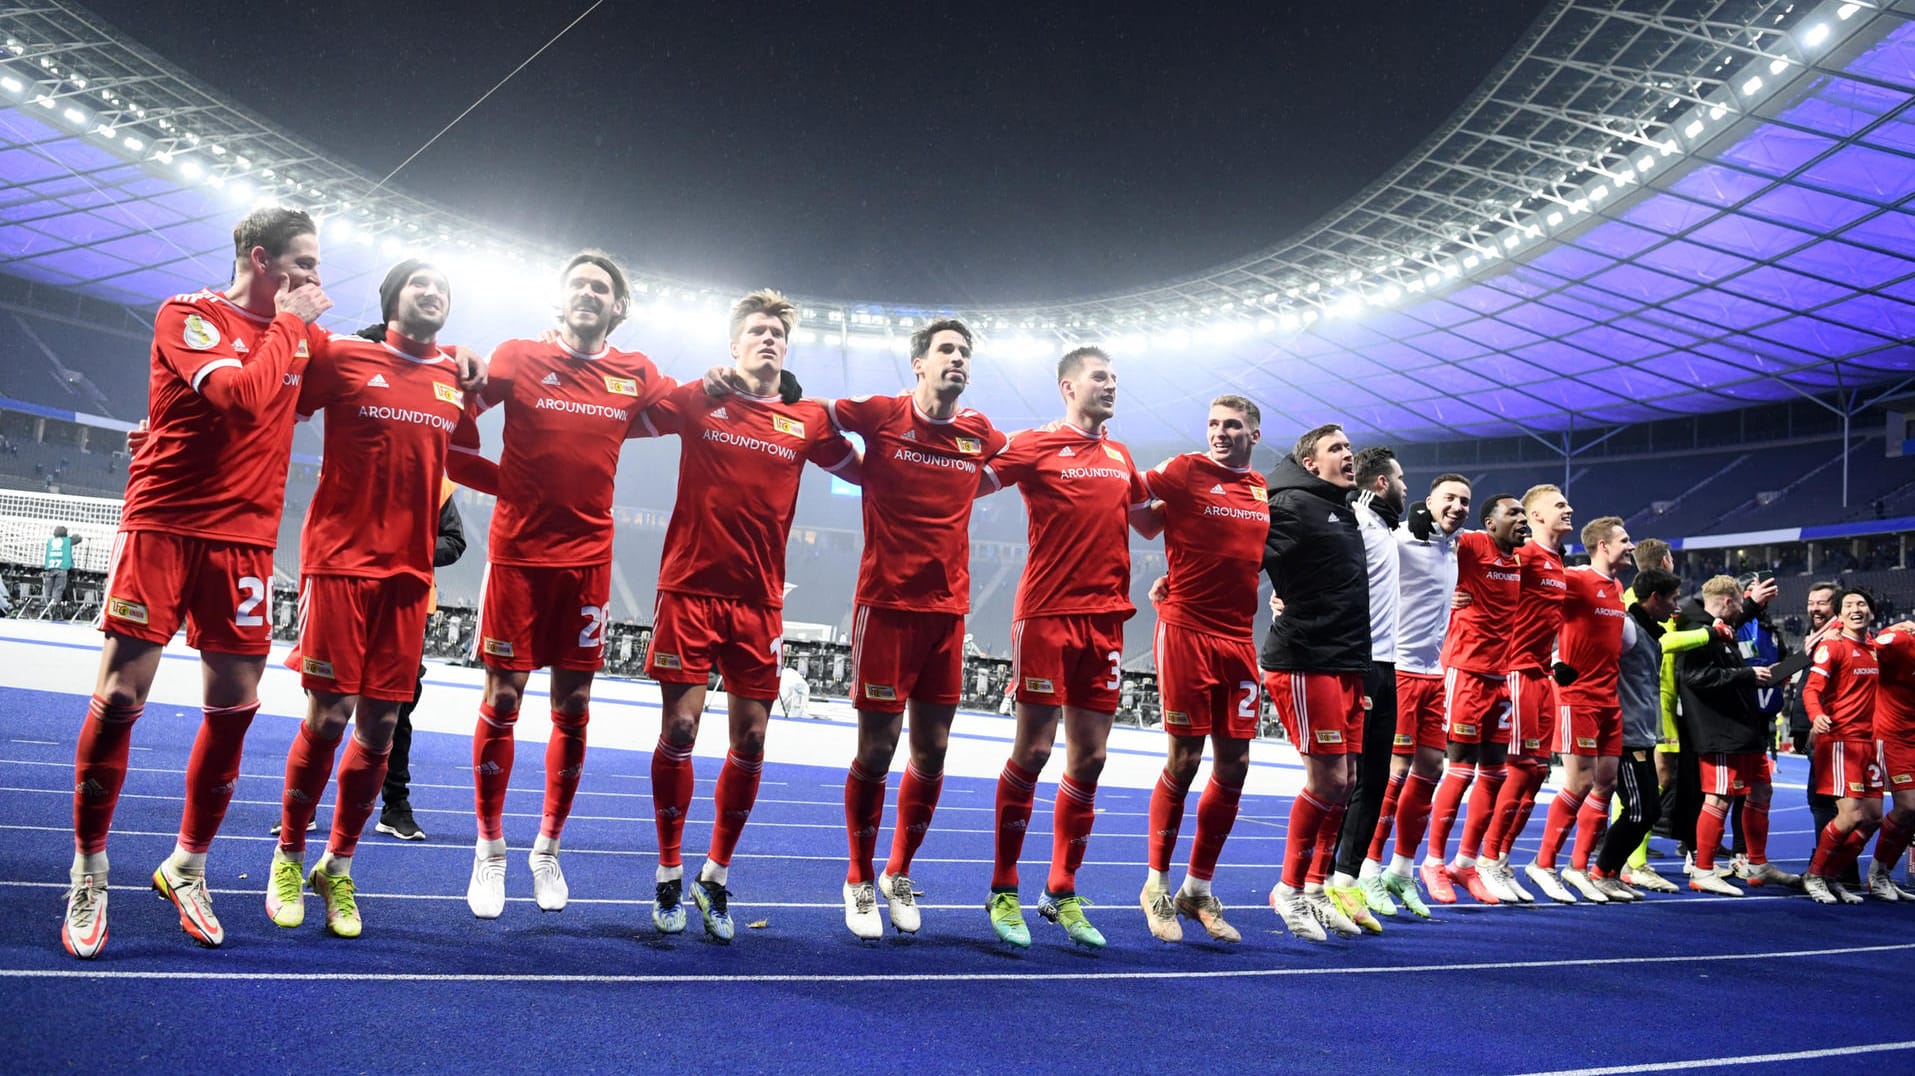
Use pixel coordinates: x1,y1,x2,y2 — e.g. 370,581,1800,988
1512,1039,1915,1076
2,941,1908,985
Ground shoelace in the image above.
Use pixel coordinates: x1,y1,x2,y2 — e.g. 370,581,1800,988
1146,892,1177,921
888,877,916,906
272,862,303,905
325,875,358,918
66,881,101,927
176,873,216,917
703,883,731,915
853,885,877,915
656,880,681,909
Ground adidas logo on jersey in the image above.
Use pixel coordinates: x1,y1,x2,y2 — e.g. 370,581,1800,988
902,429,917,440
541,372,560,386
711,406,729,420
1059,446,1075,456
1210,483,1224,494
1328,511,1339,522
367,374,390,388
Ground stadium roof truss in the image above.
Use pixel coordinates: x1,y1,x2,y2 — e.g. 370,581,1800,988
0,0,1910,444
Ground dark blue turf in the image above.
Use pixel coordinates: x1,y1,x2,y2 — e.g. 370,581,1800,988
2,684,1911,1073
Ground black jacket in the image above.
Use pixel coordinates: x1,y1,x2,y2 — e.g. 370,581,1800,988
1674,597,1767,755
434,495,467,568
1258,453,1369,673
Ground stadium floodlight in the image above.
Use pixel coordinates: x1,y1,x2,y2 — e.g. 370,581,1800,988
1838,3,1859,18
0,75,20,93
60,104,85,124
1637,154,1654,171
70,75,85,88
1422,271,1442,288
177,159,202,180
90,123,113,139
1503,234,1521,249
1769,56,1790,75
1684,118,1705,138
227,180,252,203
1742,75,1763,95
328,215,354,239
31,93,51,108
121,134,142,151
1803,23,1830,47
1545,210,1564,226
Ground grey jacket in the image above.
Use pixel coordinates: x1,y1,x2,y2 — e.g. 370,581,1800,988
1619,603,1665,751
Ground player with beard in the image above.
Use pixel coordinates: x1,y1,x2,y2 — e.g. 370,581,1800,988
451,253,677,921
1359,474,1468,918
1419,495,1525,905
977,347,1155,949
268,261,482,938
1261,424,1373,941
836,320,1007,940
1801,589,1885,904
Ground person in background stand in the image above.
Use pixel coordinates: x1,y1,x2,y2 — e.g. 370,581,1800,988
41,525,82,618
376,480,467,841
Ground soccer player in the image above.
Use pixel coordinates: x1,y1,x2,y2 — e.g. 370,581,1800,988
1671,575,1791,896
1801,589,1884,904
635,289,857,942
1525,516,1634,904
1262,424,1372,941
1474,484,1572,903
64,207,332,958
1594,567,1681,897
453,252,675,921
1866,620,1915,899
1327,448,1404,915
835,319,1006,940
1419,495,1525,905
1360,474,1468,919
1136,396,1269,943
977,346,1153,949
268,260,481,938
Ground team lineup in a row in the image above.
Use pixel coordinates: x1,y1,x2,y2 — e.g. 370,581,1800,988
60,207,1915,958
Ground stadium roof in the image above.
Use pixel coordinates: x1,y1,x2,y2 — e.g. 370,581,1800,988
0,0,1911,445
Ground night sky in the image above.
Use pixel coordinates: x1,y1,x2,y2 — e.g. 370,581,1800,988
79,1,1550,303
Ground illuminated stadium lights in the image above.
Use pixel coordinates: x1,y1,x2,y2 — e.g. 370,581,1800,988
176,159,202,181
1743,74,1764,94
1770,56,1791,74
1838,3,1860,17
1803,22,1831,46
1685,118,1706,138
0,75,20,93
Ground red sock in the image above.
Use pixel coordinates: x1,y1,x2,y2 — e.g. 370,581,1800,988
1366,772,1406,864
1283,790,1330,888
1187,777,1243,883
1482,759,1534,860
1571,790,1612,871
651,737,695,869
884,762,943,877
707,749,763,867
991,760,1038,889
1501,761,1548,859
1874,815,1914,872
279,724,341,855
177,702,259,853
1743,800,1772,865
542,708,589,839
1695,801,1729,872
1147,769,1190,873
844,760,887,885
1425,763,1475,864
1394,770,1438,860
472,703,516,842
72,695,142,856
1808,821,1846,876
327,735,390,858
1830,826,1874,881
1047,775,1098,894
1536,789,1584,871
1306,802,1346,885
1458,764,1506,862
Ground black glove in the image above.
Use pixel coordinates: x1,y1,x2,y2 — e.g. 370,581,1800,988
1406,501,1436,541
1552,661,1579,687
778,369,803,405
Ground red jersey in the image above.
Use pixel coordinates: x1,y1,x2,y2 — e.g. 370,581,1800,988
120,290,325,547
1806,634,1879,742
1557,567,1626,708
1509,540,1567,673
1875,630,1915,740
983,421,1150,621
637,383,856,608
1439,531,1520,676
296,332,479,585
1143,452,1269,638
831,393,1006,615
458,338,673,567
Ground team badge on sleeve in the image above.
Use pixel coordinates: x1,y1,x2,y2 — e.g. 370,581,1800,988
1250,486,1268,502
772,415,805,437
295,339,311,358
603,375,639,396
182,313,220,350
1814,646,1830,664
432,382,464,407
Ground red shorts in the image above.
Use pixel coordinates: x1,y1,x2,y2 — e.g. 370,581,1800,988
1699,752,1770,797
1011,614,1125,712
646,591,783,701
475,562,611,672
849,604,964,714
1557,703,1622,757
95,530,276,655
1443,668,1511,745
1395,671,1446,754
1266,669,1365,756
1152,621,1259,739
1881,736,1915,793
1507,668,1557,758
292,575,431,701
1814,739,1883,799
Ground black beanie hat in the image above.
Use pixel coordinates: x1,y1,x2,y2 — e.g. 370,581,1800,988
378,259,446,322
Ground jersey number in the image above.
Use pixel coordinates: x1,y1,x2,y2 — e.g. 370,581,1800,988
235,576,266,628
579,605,605,648
1237,681,1259,719
1105,650,1122,691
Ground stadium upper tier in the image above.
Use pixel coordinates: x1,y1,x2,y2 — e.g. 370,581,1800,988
0,1,1910,445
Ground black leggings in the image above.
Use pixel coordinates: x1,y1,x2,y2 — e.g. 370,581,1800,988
1334,662,1398,878
1596,752,1661,876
